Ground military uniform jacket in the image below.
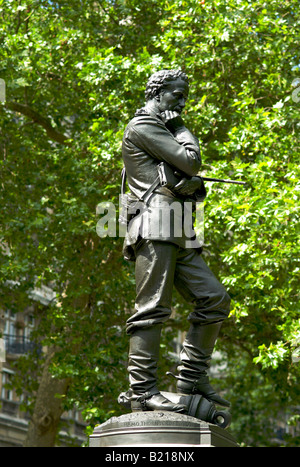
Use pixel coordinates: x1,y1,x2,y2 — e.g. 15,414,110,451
122,100,203,261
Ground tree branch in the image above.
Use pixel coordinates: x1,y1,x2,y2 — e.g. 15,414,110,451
5,101,72,146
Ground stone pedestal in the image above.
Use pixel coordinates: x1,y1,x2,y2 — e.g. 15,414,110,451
89,412,238,447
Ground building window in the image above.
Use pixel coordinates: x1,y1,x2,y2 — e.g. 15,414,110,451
1,369,20,417
1,370,13,401
3,310,38,355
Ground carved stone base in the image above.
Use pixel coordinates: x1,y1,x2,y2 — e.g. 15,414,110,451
89,412,238,447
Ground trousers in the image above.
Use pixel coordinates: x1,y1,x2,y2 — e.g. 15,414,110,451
126,240,231,335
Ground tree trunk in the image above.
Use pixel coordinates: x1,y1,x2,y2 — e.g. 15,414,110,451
23,346,70,447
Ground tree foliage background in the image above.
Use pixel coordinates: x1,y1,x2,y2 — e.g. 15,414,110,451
0,0,299,447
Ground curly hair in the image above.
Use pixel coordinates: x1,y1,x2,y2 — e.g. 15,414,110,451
145,69,189,101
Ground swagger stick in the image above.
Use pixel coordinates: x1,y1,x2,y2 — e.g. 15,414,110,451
202,177,246,186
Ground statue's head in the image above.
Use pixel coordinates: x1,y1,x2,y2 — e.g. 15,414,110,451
145,69,189,101
144,69,189,116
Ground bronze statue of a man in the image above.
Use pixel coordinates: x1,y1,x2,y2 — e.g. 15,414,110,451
121,69,231,413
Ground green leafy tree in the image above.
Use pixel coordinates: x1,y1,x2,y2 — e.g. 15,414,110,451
0,0,299,446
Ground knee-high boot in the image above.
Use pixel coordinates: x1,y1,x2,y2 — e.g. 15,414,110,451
128,325,186,412
176,322,230,407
